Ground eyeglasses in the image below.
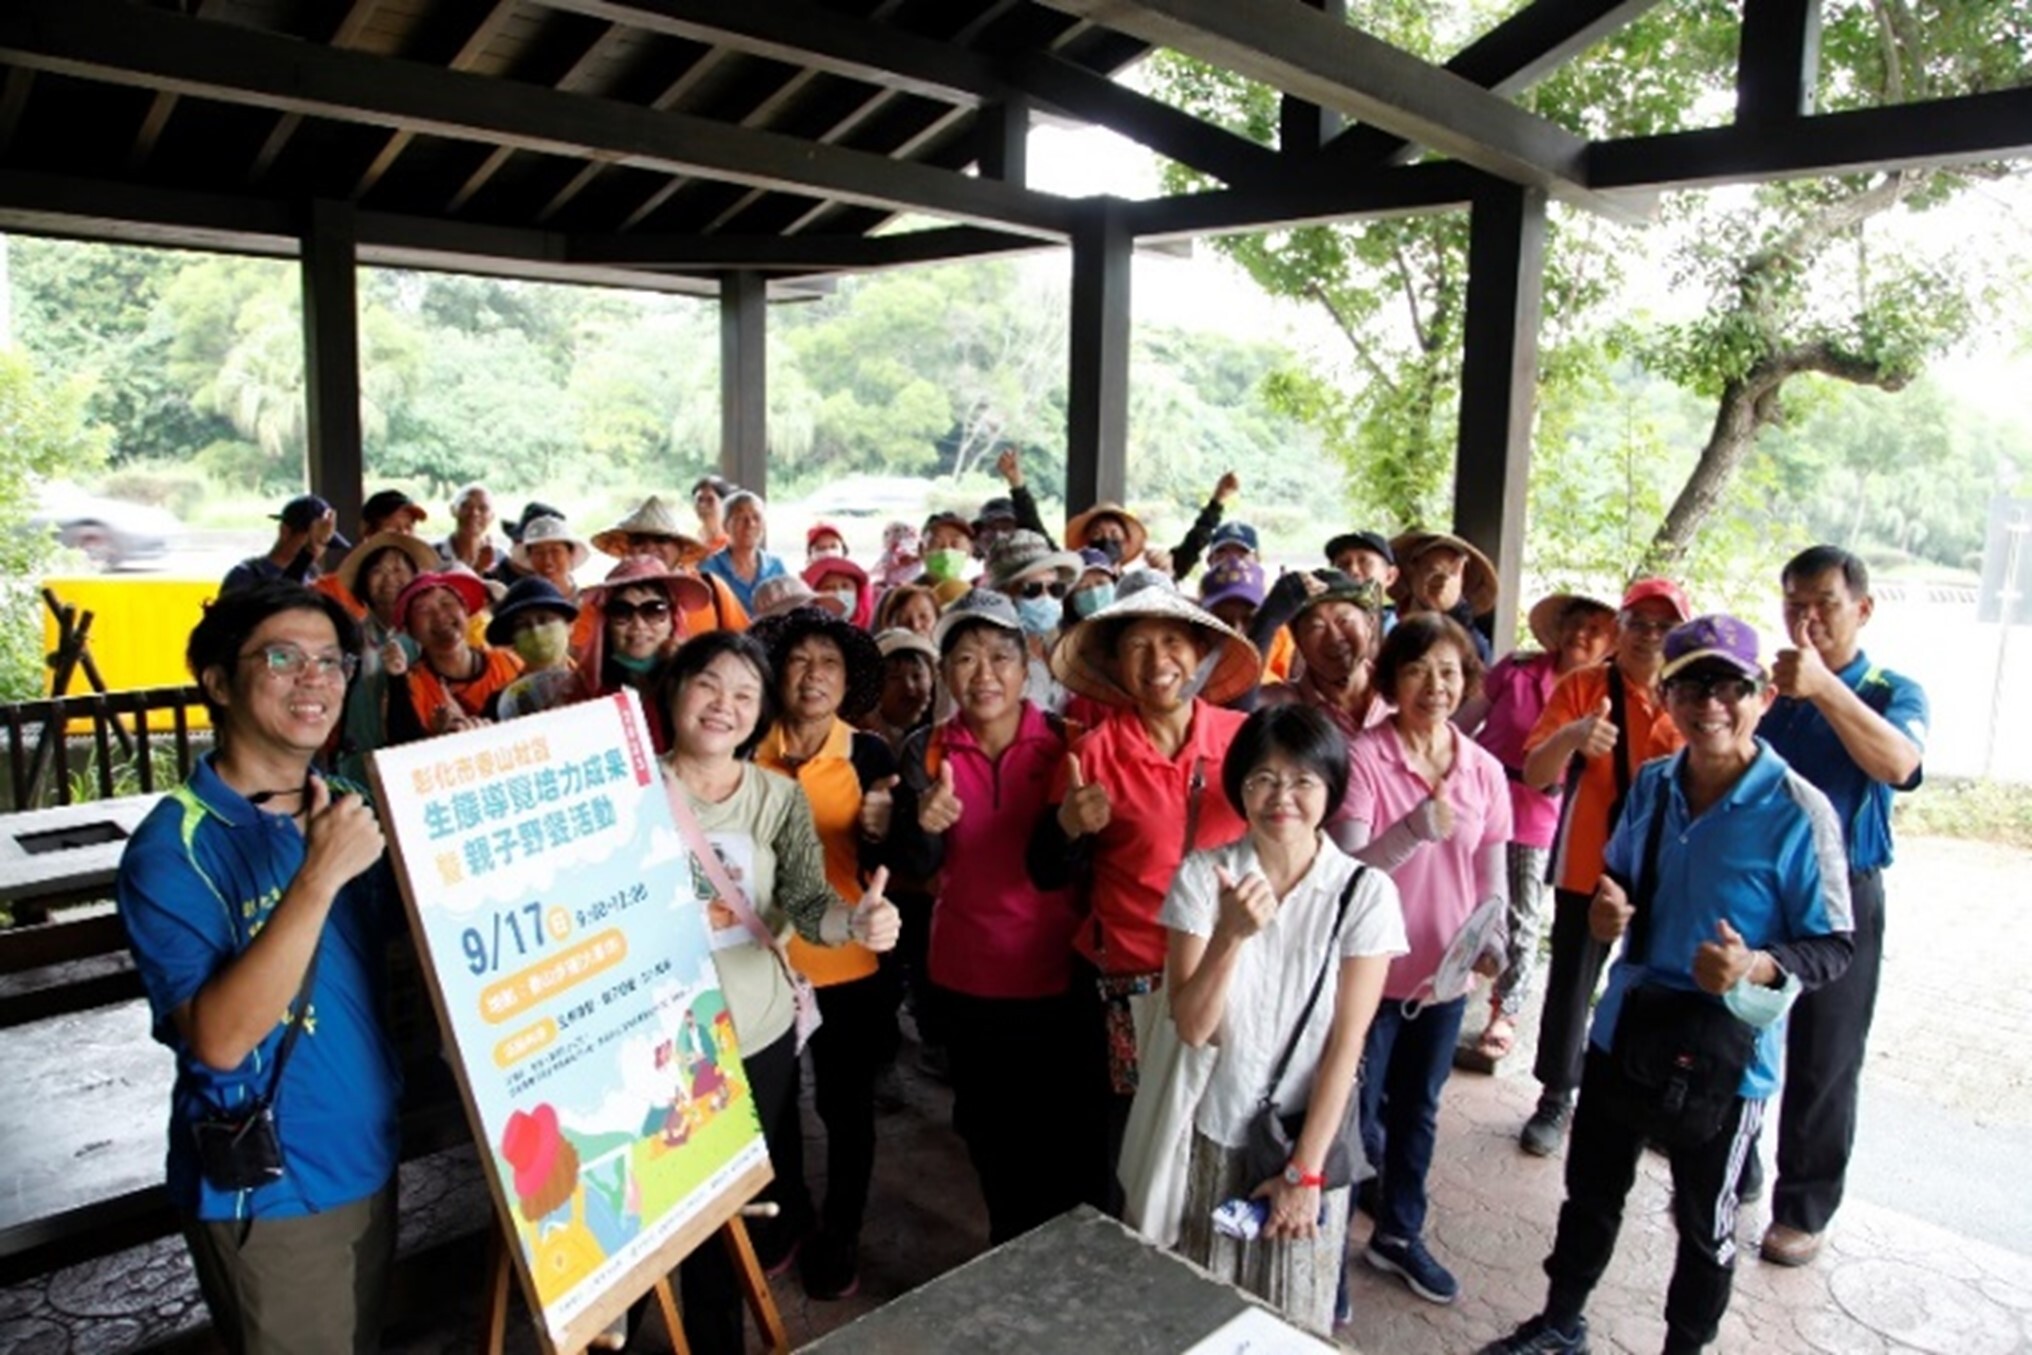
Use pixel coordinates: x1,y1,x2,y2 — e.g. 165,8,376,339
1619,613,1677,637
1242,771,1327,799
1017,580,1070,600
1663,674,1761,705
607,598,673,623
239,645,357,681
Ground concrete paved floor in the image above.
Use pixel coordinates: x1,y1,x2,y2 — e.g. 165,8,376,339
6,836,2029,1354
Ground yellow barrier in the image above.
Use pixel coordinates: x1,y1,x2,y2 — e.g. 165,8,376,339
41,576,218,730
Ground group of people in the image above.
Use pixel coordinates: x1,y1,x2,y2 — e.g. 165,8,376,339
117,455,1926,1355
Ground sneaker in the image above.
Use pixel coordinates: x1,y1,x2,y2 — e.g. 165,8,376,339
1364,1233,1459,1305
1760,1222,1823,1267
1738,1152,1765,1204
1520,1093,1573,1157
751,1210,811,1279
799,1228,861,1301
1477,1314,1591,1354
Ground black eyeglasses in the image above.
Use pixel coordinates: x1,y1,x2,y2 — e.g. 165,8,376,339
607,599,673,623
1664,674,1761,705
1018,580,1070,600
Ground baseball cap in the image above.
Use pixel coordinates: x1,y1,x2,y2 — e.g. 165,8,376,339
1621,577,1693,622
806,520,847,551
1323,530,1393,567
362,488,426,527
1199,557,1266,612
1660,613,1764,681
1209,521,1259,556
273,494,350,551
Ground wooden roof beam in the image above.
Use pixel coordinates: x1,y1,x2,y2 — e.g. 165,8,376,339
351,0,521,200
569,224,1048,272
531,0,1276,186
1588,85,2032,192
1322,0,1666,168
0,0,1079,238
1032,0,1643,220
1123,161,1484,243
246,0,383,183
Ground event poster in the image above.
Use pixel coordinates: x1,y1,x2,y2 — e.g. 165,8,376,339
370,690,768,1349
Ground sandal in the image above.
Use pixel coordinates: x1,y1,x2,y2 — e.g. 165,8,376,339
1476,1013,1517,1061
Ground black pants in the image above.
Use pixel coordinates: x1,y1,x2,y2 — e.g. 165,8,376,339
891,885,945,1049
1543,1050,1764,1354
1067,958,1134,1217
773,969,897,1242
654,1029,799,1355
941,985,1089,1245
1774,867,1885,1234
1532,888,1611,1098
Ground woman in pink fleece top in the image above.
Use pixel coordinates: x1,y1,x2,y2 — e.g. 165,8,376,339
888,589,1087,1244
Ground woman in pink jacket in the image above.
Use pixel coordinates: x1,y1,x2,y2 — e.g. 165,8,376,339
888,589,1086,1244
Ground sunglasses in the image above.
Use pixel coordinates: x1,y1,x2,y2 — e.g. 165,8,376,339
1018,580,1070,600
1663,674,1761,705
606,598,673,623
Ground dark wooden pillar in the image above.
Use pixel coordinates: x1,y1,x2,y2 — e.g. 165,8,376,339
1280,0,1346,154
720,270,768,496
978,97,1029,185
1452,183,1547,653
1737,0,1822,124
1066,199,1131,514
300,199,362,532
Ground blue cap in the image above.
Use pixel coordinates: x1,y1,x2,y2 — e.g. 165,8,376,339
1209,521,1259,555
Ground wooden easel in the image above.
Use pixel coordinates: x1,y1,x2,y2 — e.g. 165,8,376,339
480,1208,787,1355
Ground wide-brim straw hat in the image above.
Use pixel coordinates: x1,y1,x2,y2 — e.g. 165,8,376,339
1050,586,1261,709
511,515,592,573
1389,530,1499,616
1526,591,1615,653
334,530,440,608
590,496,710,566
983,529,1083,593
579,555,711,614
750,574,848,621
1064,501,1148,564
748,606,886,721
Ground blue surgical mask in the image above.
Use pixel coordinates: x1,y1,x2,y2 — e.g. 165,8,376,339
1723,969,1802,1028
1015,596,1059,636
1071,583,1115,618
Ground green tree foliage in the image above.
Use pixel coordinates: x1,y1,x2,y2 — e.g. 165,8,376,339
0,348,110,699
1150,0,2031,583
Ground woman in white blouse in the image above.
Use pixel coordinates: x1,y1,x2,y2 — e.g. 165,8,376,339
1162,704,1407,1334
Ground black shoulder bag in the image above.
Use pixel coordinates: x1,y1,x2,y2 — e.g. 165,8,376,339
1242,866,1366,1189
191,945,320,1192
1601,783,1756,1150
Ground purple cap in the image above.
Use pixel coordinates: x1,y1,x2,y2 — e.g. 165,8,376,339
1198,557,1266,612
1661,613,1763,681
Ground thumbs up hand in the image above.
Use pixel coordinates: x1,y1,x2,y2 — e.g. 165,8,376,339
918,759,965,834
1213,864,1277,939
1588,874,1633,944
1694,917,1757,995
858,774,900,843
849,866,901,952
1574,695,1619,760
1771,614,1830,701
1058,753,1112,838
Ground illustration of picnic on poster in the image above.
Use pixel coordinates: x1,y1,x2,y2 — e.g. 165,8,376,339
371,691,768,1344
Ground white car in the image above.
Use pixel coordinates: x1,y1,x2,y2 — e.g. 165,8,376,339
32,485,183,569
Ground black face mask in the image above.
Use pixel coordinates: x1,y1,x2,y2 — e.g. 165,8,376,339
1093,538,1125,564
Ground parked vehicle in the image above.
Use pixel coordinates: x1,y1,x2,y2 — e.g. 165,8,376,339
31,486,182,569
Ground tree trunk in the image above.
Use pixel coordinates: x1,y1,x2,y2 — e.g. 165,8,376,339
1648,368,1784,570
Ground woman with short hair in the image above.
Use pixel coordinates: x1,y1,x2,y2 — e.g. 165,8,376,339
1162,704,1405,1334
1342,613,1512,1307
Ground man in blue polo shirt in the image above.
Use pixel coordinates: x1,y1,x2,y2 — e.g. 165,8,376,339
1757,544,1927,1268
1481,614,1853,1355
117,581,400,1355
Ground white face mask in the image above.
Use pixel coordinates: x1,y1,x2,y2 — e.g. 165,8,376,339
826,587,859,616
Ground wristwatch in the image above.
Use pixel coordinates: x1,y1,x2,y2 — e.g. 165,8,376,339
1283,1161,1326,1188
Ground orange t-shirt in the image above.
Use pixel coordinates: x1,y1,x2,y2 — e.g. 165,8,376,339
757,719,880,988
1261,625,1296,683
1524,660,1683,895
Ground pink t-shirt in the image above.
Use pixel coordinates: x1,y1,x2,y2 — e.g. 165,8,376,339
1474,652,1563,848
1344,721,1513,1001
